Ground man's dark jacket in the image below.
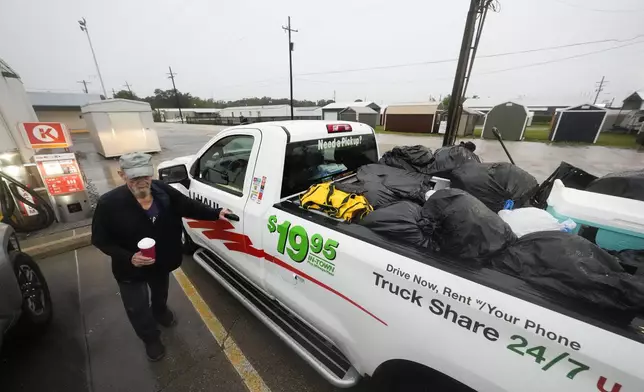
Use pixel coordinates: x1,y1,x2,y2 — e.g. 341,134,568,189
92,180,221,281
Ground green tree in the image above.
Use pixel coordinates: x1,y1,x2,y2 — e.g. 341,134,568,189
113,90,140,100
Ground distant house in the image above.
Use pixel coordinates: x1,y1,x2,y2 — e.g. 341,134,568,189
321,101,381,121
27,91,104,131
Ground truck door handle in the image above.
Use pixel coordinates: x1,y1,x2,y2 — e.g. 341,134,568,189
224,213,240,222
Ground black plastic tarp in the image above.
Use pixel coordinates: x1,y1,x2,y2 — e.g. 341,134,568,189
490,231,644,313
421,189,517,260
360,201,430,248
585,169,644,202
451,162,538,212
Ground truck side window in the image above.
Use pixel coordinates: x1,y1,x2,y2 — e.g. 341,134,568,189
197,135,254,196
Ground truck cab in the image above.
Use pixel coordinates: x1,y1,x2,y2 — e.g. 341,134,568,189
159,121,644,391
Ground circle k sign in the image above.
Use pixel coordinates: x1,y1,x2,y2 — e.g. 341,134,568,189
20,122,72,149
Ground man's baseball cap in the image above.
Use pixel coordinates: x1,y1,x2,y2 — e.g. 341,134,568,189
119,152,154,178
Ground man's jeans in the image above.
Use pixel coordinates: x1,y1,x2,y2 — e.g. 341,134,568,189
117,273,169,343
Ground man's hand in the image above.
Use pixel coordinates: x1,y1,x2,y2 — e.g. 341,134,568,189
132,251,155,267
219,208,233,221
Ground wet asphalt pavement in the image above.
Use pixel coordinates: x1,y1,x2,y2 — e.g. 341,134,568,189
0,248,369,392
1,123,642,392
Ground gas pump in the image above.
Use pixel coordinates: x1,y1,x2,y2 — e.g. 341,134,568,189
34,153,92,223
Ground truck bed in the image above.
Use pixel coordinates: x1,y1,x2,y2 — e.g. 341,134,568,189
278,197,644,344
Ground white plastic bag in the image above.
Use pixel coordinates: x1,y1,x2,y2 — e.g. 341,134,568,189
498,207,567,237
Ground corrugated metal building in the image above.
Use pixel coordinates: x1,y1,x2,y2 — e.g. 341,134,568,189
215,105,321,124
27,91,104,132
322,101,381,121
383,103,441,133
338,106,378,128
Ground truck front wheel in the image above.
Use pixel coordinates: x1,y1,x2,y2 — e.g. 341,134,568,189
181,228,197,255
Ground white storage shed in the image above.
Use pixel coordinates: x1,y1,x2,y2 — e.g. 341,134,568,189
81,99,161,158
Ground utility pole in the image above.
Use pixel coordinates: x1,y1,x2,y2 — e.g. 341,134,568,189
282,16,298,120
78,18,107,98
333,90,336,102
167,66,184,124
77,80,90,94
593,76,608,104
124,81,133,94
442,0,496,146
112,88,116,98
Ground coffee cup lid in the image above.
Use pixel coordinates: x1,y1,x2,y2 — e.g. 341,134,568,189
138,237,156,249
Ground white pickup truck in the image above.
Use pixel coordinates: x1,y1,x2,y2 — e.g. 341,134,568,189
158,120,643,392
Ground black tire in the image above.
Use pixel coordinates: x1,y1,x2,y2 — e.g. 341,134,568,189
12,252,53,333
372,361,474,392
181,228,197,255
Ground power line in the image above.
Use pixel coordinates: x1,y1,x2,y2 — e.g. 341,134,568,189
77,80,90,94
167,66,184,124
218,34,644,87
593,76,608,104
548,0,644,13
296,40,644,87
477,39,644,76
282,16,298,120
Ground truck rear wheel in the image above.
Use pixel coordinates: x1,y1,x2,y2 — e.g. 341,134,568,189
372,361,474,392
13,252,53,332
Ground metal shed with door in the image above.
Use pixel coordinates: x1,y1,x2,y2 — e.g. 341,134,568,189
322,101,381,121
458,107,483,137
482,101,529,141
81,99,161,158
549,104,607,143
338,106,378,128
383,103,441,133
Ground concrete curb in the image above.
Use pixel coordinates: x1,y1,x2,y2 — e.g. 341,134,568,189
23,232,92,260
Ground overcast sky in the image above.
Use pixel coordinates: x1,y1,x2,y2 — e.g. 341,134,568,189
1,0,643,105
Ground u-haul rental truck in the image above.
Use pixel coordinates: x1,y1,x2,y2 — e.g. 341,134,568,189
158,120,643,392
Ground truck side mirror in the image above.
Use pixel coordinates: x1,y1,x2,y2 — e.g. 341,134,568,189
159,165,190,188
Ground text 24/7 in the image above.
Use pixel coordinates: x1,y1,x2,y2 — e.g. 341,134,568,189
507,334,622,391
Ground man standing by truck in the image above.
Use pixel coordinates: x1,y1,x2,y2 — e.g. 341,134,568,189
92,152,231,361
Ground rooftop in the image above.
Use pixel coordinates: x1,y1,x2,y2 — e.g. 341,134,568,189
27,91,104,108
341,106,377,114
322,101,379,110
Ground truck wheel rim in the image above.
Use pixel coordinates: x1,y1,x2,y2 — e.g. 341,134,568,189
18,264,46,316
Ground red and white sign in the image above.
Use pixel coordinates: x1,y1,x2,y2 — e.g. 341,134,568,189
34,153,85,196
20,122,72,149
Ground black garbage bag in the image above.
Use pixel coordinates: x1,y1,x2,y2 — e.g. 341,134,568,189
585,169,644,202
379,145,434,172
350,164,431,208
424,145,481,178
360,201,430,248
422,189,516,259
451,162,539,212
490,232,644,313
531,162,597,209
609,249,644,275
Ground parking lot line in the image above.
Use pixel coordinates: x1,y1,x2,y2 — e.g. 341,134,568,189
173,268,271,392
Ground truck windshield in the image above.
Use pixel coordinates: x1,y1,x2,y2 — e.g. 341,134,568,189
281,133,378,198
